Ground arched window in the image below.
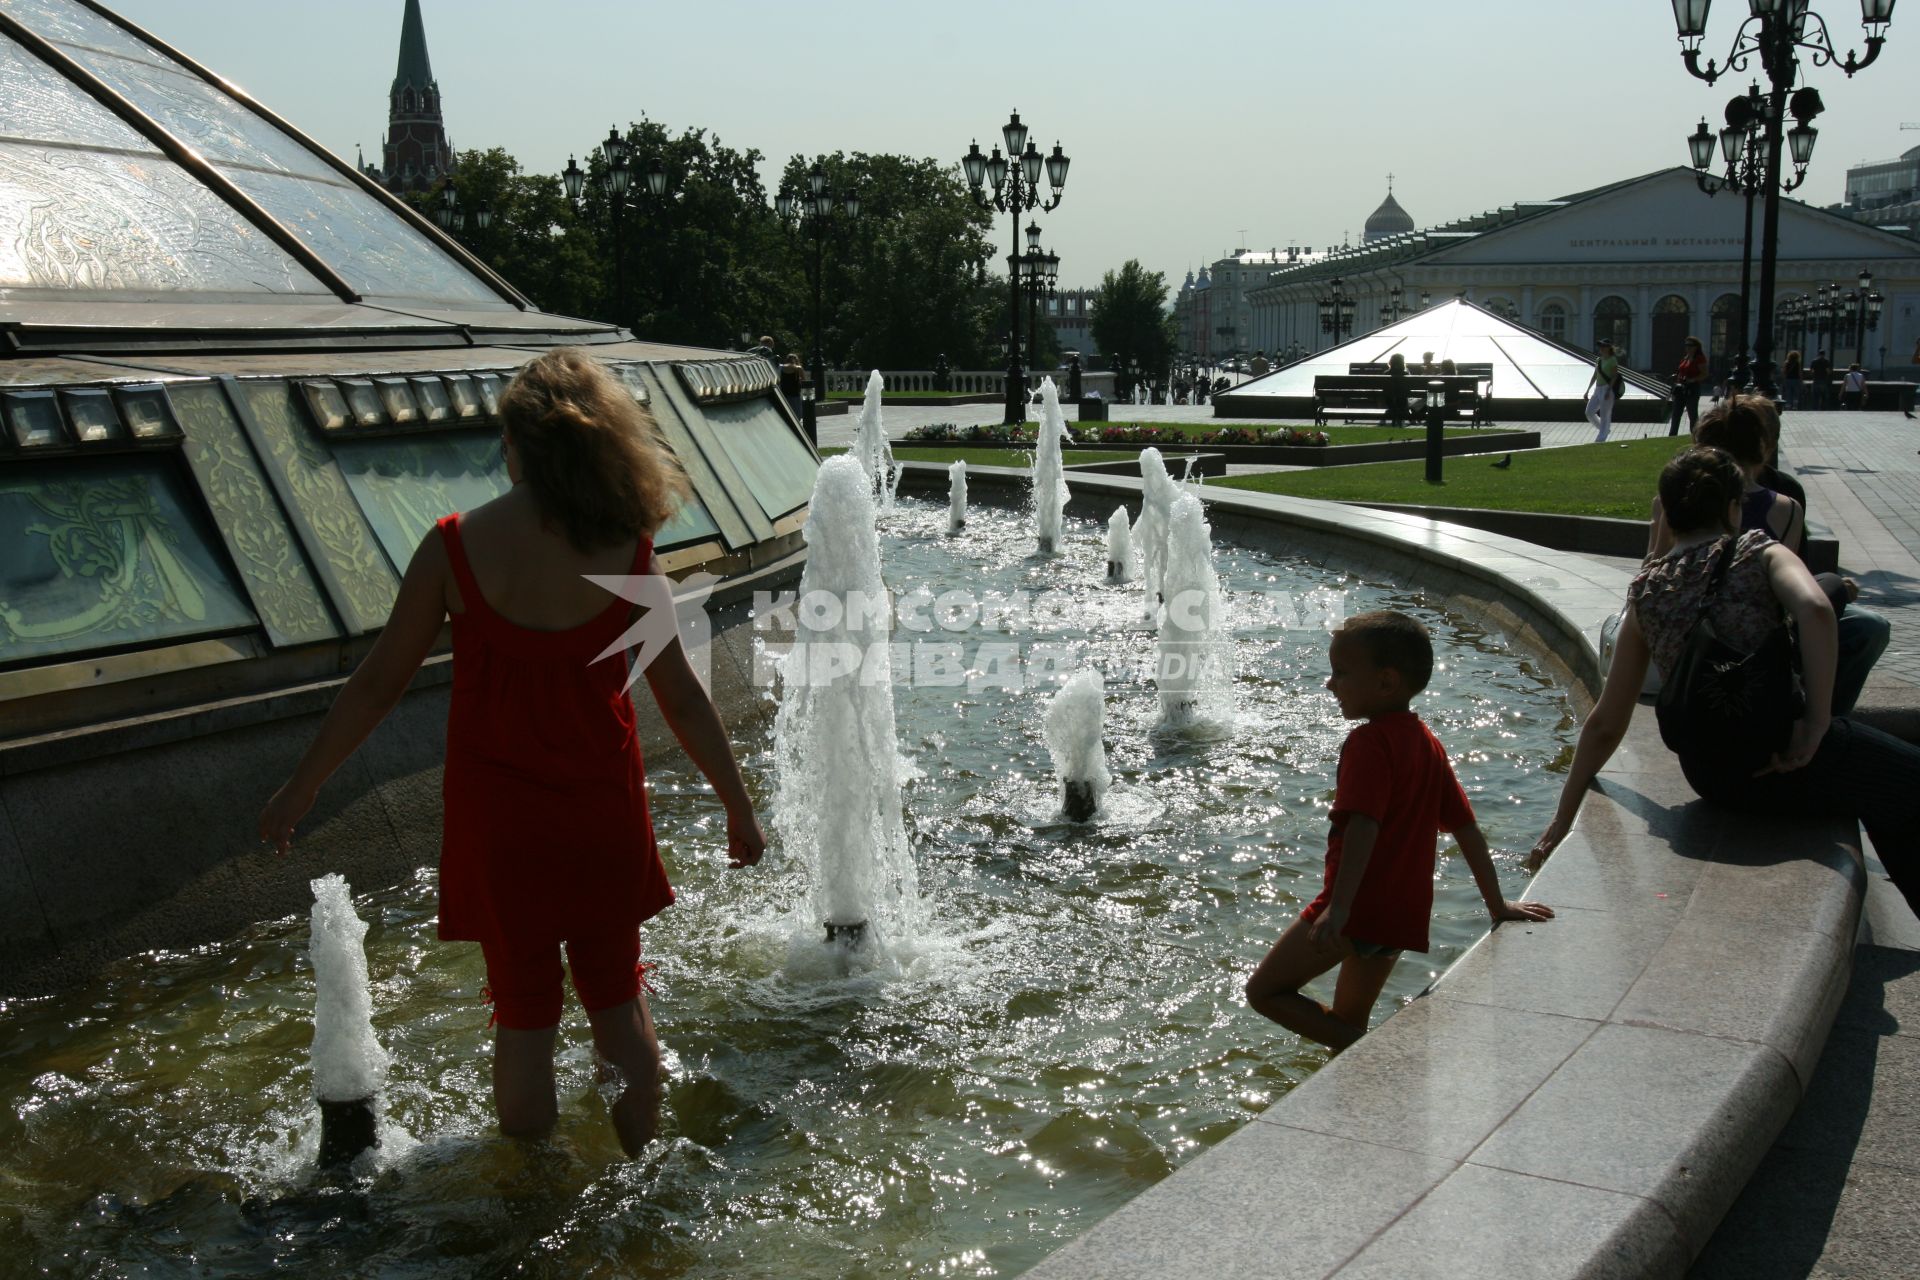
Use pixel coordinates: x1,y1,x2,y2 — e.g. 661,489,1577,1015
1593,296,1632,356
1536,301,1568,343
403,89,415,113
1651,294,1691,375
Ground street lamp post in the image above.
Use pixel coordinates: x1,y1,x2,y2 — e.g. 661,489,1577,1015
1671,0,1895,397
1317,276,1355,350
1687,81,1771,388
964,111,1070,425
563,127,669,333
776,162,860,404
1850,266,1883,367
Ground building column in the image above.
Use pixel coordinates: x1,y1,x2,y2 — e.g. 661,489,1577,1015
1578,284,1594,350
1635,283,1652,368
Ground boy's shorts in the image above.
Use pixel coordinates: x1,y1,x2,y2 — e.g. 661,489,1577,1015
1348,938,1401,959
479,926,648,1030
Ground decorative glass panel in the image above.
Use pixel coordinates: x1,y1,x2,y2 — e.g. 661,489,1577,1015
236,380,398,634
698,398,816,521
332,431,509,569
374,377,419,424
0,141,325,294
115,385,179,440
338,379,384,427
0,454,257,667
169,381,335,647
0,32,155,151
300,381,350,431
220,167,501,304
63,45,338,180
654,486,721,550
3,390,64,447
60,388,123,442
0,0,174,67
443,375,481,420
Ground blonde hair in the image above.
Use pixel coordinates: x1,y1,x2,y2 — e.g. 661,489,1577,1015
499,348,690,551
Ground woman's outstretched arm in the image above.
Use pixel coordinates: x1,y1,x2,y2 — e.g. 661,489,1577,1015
1759,542,1834,775
634,556,766,868
1529,601,1650,868
258,532,451,853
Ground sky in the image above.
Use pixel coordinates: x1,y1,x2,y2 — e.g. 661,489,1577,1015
107,0,1920,292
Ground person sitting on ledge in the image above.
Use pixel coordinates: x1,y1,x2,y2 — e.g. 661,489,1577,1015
1246,612,1553,1053
1530,446,1919,919
259,348,768,1158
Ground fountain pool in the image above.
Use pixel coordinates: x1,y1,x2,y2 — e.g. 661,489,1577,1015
0,497,1577,1279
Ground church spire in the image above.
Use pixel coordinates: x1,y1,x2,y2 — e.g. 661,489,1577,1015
392,0,434,96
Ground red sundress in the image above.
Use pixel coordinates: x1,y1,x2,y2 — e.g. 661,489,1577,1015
435,513,674,948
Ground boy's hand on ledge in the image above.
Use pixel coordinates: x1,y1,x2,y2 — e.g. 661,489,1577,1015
1492,899,1555,923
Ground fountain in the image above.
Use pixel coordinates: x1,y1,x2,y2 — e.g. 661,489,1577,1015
308,874,389,1170
1134,447,1177,611
1043,667,1112,822
774,456,922,950
948,460,968,535
1105,506,1133,582
852,370,899,515
1032,377,1072,555
1156,493,1232,727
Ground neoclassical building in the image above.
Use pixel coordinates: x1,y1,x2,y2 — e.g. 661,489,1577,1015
1246,168,1920,378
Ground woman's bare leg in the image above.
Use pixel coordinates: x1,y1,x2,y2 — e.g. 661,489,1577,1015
493,1023,560,1140
586,994,663,1157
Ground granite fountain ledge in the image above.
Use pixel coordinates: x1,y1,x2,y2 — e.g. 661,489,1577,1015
897,464,1864,1280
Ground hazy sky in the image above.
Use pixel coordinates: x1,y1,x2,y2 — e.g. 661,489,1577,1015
108,0,1920,291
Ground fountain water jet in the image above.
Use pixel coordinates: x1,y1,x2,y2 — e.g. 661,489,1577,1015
1032,378,1072,555
1043,667,1112,822
852,370,899,515
1156,493,1232,728
1135,447,1177,611
308,874,389,1169
774,457,922,952
948,460,967,535
1106,506,1133,581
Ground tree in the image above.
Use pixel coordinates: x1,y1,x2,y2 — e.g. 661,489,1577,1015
1091,260,1177,394
775,152,998,371
417,148,600,319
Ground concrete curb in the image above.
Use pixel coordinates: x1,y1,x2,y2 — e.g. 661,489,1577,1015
897,463,1862,1279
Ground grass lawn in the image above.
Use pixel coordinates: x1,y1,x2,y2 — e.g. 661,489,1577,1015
906,423,1481,445
1208,436,1685,520
821,446,1133,467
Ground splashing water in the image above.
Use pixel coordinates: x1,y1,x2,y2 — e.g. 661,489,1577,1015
308,874,388,1167
1032,377,1072,555
773,457,923,954
1156,493,1233,728
1106,505,1133,582
1042,666,1112,822
948,459,967,536
852,370,899,514
1134,447,1177,611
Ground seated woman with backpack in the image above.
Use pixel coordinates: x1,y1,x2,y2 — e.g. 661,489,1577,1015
1531,446,1918,915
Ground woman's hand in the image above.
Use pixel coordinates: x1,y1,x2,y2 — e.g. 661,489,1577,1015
259,781,316,856
726,805,766,869
1757,714,1829,776
1526,816,1570,871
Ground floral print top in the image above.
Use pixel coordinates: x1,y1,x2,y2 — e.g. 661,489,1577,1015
1629,530,1783,678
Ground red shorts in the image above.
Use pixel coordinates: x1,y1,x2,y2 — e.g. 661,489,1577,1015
479,927,650,1030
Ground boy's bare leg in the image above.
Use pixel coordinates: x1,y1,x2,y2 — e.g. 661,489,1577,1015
1329,950,1399,1048
1245,916,1365,1051
493,1023,560,1140
586,993,664,1158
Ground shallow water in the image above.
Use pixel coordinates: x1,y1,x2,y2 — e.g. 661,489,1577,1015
0,498,1577,1279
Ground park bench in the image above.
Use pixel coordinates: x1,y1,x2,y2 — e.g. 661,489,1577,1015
1313,373,1490,426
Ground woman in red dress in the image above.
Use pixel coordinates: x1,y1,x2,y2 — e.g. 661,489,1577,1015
260,349,765,1156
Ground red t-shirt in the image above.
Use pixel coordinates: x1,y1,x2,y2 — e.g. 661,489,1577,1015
1299,711,1474,953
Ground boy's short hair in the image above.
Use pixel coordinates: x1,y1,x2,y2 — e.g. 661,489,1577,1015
1338,610,1434,694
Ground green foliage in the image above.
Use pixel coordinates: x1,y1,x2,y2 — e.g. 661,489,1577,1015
1090,261,1177,393
430,135,1005,369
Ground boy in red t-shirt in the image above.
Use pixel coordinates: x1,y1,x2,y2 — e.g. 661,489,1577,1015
1245,611,1554,1052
